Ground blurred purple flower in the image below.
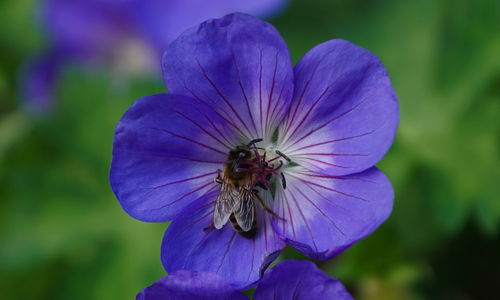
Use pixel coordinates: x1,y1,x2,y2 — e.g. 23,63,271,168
110,13,398,289
138,260,353,300
22,0,289,111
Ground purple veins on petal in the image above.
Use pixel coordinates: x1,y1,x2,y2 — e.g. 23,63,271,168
110,93,239,222
277,39,399,176
162,190,284,290
162,13,294,143
273,167,394,260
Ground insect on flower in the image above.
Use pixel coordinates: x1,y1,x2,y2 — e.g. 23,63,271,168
208,138,287,238
110,13,399,289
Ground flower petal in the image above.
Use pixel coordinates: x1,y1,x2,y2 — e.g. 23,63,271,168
162,190,285,290
254,260,353,300
110,93,239,222
278,39,399,176
273,167,393,260
137,271,248,300
163,13,293,143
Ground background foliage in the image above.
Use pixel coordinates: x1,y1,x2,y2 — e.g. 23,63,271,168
1,0,499,299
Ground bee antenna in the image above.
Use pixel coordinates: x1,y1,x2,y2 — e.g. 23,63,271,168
247,138,263,148
275,150,291,162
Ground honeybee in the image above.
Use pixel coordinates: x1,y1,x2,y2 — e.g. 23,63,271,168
209,139,284,238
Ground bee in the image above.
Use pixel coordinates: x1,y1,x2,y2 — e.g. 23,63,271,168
209,139,283,239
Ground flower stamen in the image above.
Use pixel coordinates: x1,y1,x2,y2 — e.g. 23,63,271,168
236,139,291,191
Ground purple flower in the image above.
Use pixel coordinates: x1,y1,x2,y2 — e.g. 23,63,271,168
138,260,353,300
110,13,398,289
136,270,248,300
22,0,289,110
253,260,353,300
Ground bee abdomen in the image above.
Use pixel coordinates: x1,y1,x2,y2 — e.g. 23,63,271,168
229,214,257,239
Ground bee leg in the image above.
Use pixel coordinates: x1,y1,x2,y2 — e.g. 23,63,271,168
203,221,214,231
253,190,285,221
214,169,224,184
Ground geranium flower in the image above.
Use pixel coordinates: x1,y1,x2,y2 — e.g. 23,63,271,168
110,13,398,289
22,0,289,110
138,260,353,299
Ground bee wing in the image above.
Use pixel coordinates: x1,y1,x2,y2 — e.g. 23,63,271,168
213,183,237,229
233,186,255,232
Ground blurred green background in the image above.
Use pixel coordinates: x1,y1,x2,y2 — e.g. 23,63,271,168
1,0,499,299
